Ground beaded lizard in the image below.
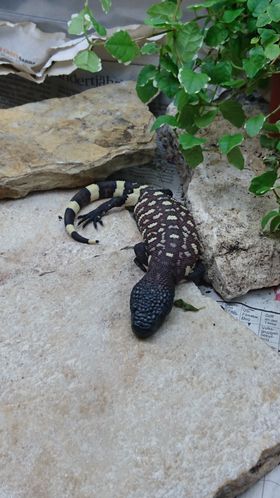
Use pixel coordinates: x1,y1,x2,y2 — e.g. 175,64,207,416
64,180,201,338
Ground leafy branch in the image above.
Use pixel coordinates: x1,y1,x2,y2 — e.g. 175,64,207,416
69,0,280,233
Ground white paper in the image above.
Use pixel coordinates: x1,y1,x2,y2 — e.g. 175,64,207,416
0,19,161,82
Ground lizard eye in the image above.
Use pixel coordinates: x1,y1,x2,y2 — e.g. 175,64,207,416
161,189,173,197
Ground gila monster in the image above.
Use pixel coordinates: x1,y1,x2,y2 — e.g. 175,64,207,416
64,180,201,339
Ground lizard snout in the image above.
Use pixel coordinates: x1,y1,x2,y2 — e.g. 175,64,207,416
130,277,175,339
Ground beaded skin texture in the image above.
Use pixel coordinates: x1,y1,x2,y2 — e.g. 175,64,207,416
64,180,200,338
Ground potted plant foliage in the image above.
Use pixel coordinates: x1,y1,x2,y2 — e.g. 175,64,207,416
69,0,280,233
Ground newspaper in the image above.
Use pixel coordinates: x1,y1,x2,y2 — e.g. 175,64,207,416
0,20,161,82
239,464,280,498
200,286,280,353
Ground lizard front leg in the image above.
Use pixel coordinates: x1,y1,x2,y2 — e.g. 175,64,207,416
133,242,149,272
185,260,206,285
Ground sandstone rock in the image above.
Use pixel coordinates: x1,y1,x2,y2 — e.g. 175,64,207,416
0,81,155,199
167,104,280,299
185,116,280,299
1,191,280,498
186,161,280,300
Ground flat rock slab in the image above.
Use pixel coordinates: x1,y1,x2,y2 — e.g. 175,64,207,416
1,192,280,498
183,116,280,299
0,81,155,200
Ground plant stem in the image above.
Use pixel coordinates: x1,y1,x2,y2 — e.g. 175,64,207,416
267,103,280,120
174,0,183,20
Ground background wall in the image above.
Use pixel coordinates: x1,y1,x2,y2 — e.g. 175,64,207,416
0,0,193,32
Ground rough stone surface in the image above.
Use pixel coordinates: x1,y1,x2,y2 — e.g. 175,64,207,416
167,104,280,299
185,116,280,299
1,191,280,498
0,81,155,200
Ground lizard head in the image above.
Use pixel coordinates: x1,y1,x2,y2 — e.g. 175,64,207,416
130,275,175,339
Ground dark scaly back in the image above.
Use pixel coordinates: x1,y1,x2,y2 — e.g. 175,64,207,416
130,188,200,338
134,189,199,282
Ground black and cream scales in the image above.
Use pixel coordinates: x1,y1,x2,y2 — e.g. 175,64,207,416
64,180,201,338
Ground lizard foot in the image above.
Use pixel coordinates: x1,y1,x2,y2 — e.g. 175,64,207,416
77,208,105,229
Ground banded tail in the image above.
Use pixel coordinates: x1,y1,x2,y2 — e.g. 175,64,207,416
64,180,141,244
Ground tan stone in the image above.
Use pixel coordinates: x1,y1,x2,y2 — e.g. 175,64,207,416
185,116,280,299
0,81,155,199
1,191,280,497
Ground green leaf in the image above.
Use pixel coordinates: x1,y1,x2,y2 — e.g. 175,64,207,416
137,65,158,86
264,43,280,60
245,114,266,137
160,53,178,76
243,55,266,78
144,17,171,27
174,89,189,111
151,115,178,131
100,0,112,14
74,50,102,72
256,12,271,27
155,70,180,98
176,104,199,133
248,18,258,32
140,42,160,55
219,100,246,128
136,80,159,104
173,299,201,312
249,170,277,195
105,30,139,64
85,6,107,36
222,8,244,23
261,210,280,229
227,146,245,169
179,133,206,150
260,135,279,149
249,46,265,57
181,145,204,168
251,37,259,44
247,0,269,16
263,122,280,133
267,2,280,22
189,0,227,8
178,68,209,94
173,22,204,64
270,215,280,233
219,133,244,154
194,109,218,128
259,28,279,47
203,61,232,85
205,24,228,47
222,79,245,89
68,9,90,35
147,1,179,20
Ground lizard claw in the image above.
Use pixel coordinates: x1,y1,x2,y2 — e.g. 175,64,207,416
77,212,104,230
